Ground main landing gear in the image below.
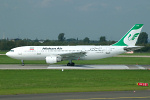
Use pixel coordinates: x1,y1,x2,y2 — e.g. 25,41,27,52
67,62,75,66
67,60,75,66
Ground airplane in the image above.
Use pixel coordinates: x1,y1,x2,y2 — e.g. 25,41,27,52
6,24,143,66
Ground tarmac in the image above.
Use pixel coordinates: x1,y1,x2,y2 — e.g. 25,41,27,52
0,90,150,100
0,64,150,70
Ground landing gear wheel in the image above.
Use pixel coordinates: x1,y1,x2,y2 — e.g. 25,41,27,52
67,63,70,66
67,62,75,66
67,60,75,66
71,62,75,66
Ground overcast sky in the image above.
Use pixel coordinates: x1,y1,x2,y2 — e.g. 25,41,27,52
0,0,150,41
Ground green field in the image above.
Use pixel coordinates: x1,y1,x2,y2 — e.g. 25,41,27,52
0,53,150,95
0,55,150,65
121,52,150,56
0,70,150,95
1,51,150,65
0,51,8,54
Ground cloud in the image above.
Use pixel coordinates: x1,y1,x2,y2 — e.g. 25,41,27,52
33,0,72,8
115,6,122,11
77,2,110,12
63,0,72,2
100,3,108,8
36,0,54,8
77,3,97,11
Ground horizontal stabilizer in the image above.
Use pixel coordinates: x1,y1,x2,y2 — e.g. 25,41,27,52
124,46,144,51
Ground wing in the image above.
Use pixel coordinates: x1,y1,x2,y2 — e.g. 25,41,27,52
124,46,144,51
59,52,86,60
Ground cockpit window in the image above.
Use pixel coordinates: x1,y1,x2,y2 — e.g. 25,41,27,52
10,50,14,52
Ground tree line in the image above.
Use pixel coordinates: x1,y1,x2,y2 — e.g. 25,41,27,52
0,32,149,52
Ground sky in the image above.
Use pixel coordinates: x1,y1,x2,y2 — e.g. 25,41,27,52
0,0,150,41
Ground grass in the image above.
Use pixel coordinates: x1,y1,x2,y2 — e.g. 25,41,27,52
0,55,46,64
0,54,150,95
0,70,150,95
121,52,150,56
0,55,150,65
67,57,150,65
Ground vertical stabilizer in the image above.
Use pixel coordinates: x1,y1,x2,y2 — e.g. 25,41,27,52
112,24,143,46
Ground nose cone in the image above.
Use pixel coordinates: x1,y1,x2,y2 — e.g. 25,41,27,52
6,52,8,56
6,49,20,60
6,52,11,57
6,51,16,58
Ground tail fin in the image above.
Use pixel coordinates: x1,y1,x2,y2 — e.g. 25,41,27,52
112,24,143,46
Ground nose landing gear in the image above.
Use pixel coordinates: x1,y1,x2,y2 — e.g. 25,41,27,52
21,60,25,66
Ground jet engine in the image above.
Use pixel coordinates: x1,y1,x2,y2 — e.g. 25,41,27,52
45,55,62,64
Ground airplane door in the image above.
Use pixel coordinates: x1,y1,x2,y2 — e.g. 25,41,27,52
36,47,41,56
18,49,22,55
106,47,111,54
82,48,85,52
18,52,22,55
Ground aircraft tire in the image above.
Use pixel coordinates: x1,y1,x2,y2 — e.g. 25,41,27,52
67,62,75,66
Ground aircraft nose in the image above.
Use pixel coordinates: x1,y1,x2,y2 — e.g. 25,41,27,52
6,52,15,59
6,52,10,57
6,52,14,57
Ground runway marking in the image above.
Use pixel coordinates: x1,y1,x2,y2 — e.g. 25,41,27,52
0,64,149,70
119,96,149,99
92,98,116,99
64,99,90,100
135,65,145,69
65,96,150,100
47,65,129,69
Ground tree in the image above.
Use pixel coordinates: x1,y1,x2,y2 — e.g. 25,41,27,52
66,38,76,42
58,33,65,41
99,36,106,43
137,32,148,44
83,37,90,43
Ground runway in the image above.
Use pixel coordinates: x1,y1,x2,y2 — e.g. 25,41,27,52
0,90,150,100
0,64,149,70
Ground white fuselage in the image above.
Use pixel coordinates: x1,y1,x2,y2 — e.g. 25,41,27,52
5,24,143,65
6,45,126,61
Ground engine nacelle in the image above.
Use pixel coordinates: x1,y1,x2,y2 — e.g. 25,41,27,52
45,55,62,64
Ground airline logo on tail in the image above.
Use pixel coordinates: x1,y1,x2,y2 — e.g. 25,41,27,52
112,24,143,46
128,33,139,41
